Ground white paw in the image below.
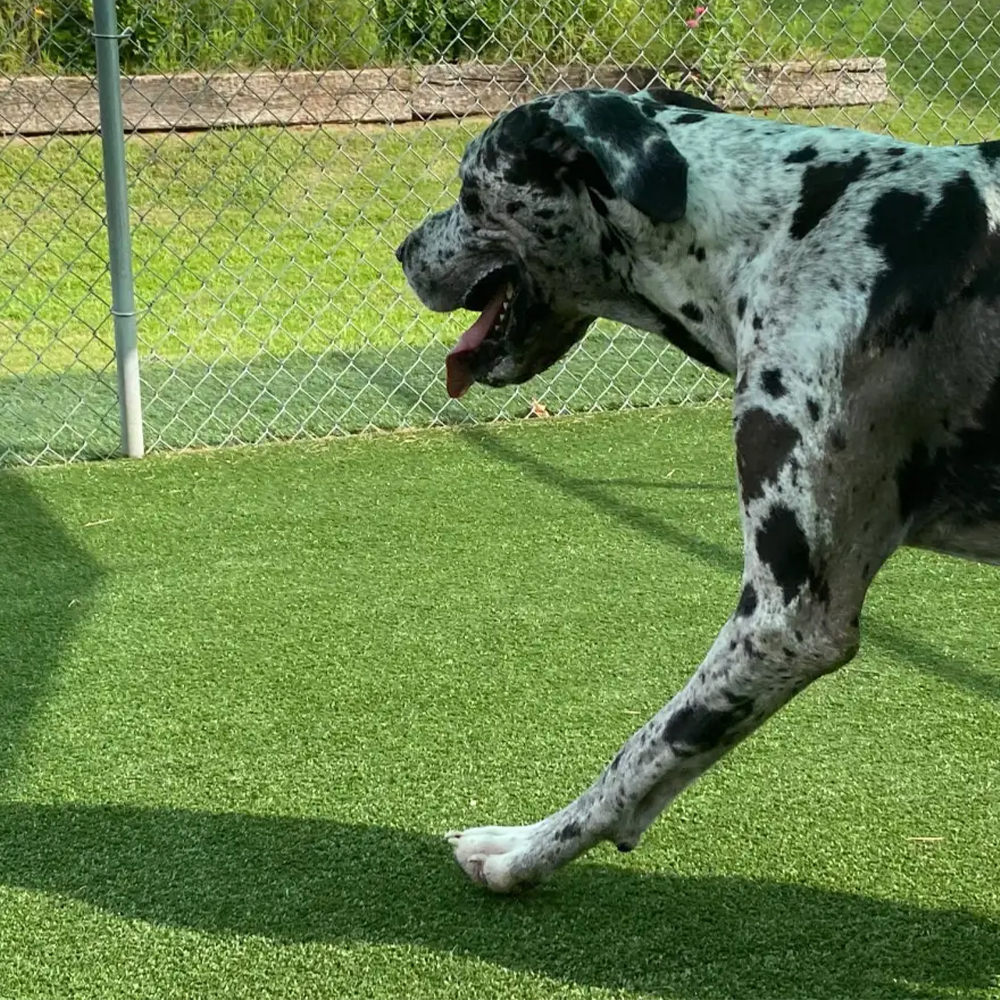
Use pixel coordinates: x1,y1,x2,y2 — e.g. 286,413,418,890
444,823,542,893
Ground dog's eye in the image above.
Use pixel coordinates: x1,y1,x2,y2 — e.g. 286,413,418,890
460,187,483,216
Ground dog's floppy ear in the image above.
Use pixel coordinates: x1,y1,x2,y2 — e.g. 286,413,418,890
549,89,689,224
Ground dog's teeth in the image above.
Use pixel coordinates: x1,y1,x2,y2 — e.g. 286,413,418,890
490,284,514,334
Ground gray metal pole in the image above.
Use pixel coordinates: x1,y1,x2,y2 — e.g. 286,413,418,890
92,0,144,458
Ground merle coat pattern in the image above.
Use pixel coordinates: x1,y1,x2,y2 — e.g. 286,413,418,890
395,87,1000,892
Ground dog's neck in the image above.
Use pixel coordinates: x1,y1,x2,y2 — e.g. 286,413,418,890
594,199,754,375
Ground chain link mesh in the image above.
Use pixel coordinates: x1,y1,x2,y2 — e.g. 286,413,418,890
1,0,998,465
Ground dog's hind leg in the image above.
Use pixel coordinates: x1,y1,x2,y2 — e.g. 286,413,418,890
445,380,912,893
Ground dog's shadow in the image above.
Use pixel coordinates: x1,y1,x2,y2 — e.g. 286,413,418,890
0,800,994,999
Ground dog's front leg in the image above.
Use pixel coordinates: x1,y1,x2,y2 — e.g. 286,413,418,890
445,596,858,892
445,380,911,892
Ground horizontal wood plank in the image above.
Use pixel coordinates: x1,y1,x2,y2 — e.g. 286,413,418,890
0,58,890,137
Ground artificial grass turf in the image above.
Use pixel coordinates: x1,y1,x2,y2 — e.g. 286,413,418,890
1,405,998,999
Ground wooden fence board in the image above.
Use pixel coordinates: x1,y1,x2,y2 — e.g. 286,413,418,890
0,58,890,137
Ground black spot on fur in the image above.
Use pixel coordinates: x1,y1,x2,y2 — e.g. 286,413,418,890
785,145,818,164
587,188,610,217
831,429,847,451
756,505,814,605
743,637,756,657
807,399,820,422
736,372,749,394
735,409,801,502
556,821,581,842
959,236,1000,301
760,220,771,231
611,749,624,771
736,582,758,617
830,277,841,291
638,295,725,372
863,174,990,348
461,189,483,215
501,137,569,197
886,147,906,157
790,153,869,240
761,369,786,398
681,302,704,322
752,314,763,331
675,112,706,124
572,93,690,223
943,374,1000,518
736,296,747,320
695,246,706,262
980,141,1000,165
642,87,724,114
662,699,754,755
600,227,626,257
535,207,555,219
486,101,557,184
897,442,937,521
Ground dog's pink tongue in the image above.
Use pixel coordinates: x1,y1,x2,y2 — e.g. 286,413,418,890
446,286,506,399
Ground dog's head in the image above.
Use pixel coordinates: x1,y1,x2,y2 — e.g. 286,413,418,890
396,88,710,397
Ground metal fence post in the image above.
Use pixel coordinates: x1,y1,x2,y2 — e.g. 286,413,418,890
92,0,144,459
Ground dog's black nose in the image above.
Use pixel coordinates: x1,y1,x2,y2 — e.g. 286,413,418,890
394,236,408,264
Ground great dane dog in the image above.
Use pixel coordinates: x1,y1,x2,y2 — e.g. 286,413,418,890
395,86,1000,893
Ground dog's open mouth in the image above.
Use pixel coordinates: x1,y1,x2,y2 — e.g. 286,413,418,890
446,266,517,399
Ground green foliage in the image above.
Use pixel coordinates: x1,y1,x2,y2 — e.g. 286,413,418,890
376,0,765,80
373,0,503,62
1,0,379,72
3,0,761,75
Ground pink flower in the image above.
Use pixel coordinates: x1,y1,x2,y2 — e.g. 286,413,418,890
685,17,700,27
694,5,707,13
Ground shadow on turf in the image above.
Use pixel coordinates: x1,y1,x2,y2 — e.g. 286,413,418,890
0,801,994,998
461,428,1000,704
461,427,743,578
0,473,103,786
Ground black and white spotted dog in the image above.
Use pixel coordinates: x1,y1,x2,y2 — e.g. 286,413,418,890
395,87,1000,893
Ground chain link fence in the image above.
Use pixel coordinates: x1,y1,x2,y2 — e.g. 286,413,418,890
1,0,999,466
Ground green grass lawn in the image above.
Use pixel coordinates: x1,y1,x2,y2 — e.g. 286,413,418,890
1,0,999,378
1,405,998,998
1,0,1000,464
